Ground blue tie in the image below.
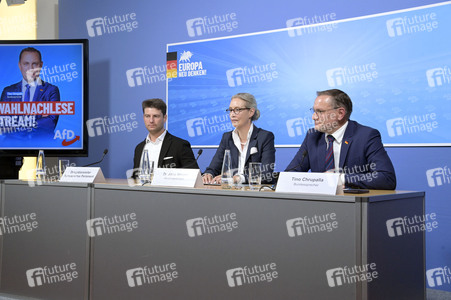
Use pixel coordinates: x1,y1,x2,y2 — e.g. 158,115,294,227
325,135,335,171
24,84,30,102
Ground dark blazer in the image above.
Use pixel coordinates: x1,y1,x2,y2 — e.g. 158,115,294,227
0,80,60,134
204,126,276,183
133,132,199,173
285,120,396,190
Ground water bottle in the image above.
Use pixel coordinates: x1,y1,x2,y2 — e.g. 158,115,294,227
139,149,152,184
35,150,46,181
221,149,233,189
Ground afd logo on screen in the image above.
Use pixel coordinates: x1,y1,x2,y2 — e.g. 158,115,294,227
426,67,451,87
26,263,78,287
226,63,279,87
126,263,178,287
86,13,138,37
386,13,438,37
426,167,451,187
286,13,338,37
426,267,451,288
286,117,314,138
326,64,378,87
385,113,438,138
226,263,278,287
186,13,238,37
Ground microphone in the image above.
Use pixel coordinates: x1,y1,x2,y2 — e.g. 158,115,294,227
83,149,108,167
285,150,308,172
183,149,203,168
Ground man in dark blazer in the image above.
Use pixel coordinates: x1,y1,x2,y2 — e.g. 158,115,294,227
203,126,276,184
0,47,60,135
133,98,199,177
285,89,396,190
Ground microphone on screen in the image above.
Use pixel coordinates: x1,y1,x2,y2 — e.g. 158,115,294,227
83,149,108,167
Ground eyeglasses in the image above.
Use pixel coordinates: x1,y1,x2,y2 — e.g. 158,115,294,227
309,107,340,115
226,107,250,114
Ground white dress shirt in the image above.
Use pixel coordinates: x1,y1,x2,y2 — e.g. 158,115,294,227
232,124,254,183
141,130,167,168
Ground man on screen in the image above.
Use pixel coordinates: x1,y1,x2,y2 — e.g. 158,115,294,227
0,47,60,136
285,89,396,190
133,98,199,177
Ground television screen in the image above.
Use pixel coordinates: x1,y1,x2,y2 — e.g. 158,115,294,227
0,39,88,156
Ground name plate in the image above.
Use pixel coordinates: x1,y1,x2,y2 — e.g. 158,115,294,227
275,172,341,195
151,168,203,188
59,167,106,183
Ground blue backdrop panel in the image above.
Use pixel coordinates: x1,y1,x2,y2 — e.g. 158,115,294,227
167,2,451,147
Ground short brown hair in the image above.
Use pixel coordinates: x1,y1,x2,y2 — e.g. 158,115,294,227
316,89,352,119
142,98,166,115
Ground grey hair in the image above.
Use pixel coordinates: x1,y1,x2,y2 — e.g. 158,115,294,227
231,92,260,121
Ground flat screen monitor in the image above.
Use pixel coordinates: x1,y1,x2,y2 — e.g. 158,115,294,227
0,39,88,156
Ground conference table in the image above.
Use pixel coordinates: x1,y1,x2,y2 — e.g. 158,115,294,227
0,179,425,300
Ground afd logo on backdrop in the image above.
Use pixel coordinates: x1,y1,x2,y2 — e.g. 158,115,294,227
126,65,167,87
286,117,314,137
186,13,238,37
178,51,207,78
386,113,438,138
426,67,451,87
386,12,438,37
426,267,451,288
186,115,232,138
326,63,378,87
86,13,138,37
426,166,451,187
226,63,279,87
286,13,338,37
